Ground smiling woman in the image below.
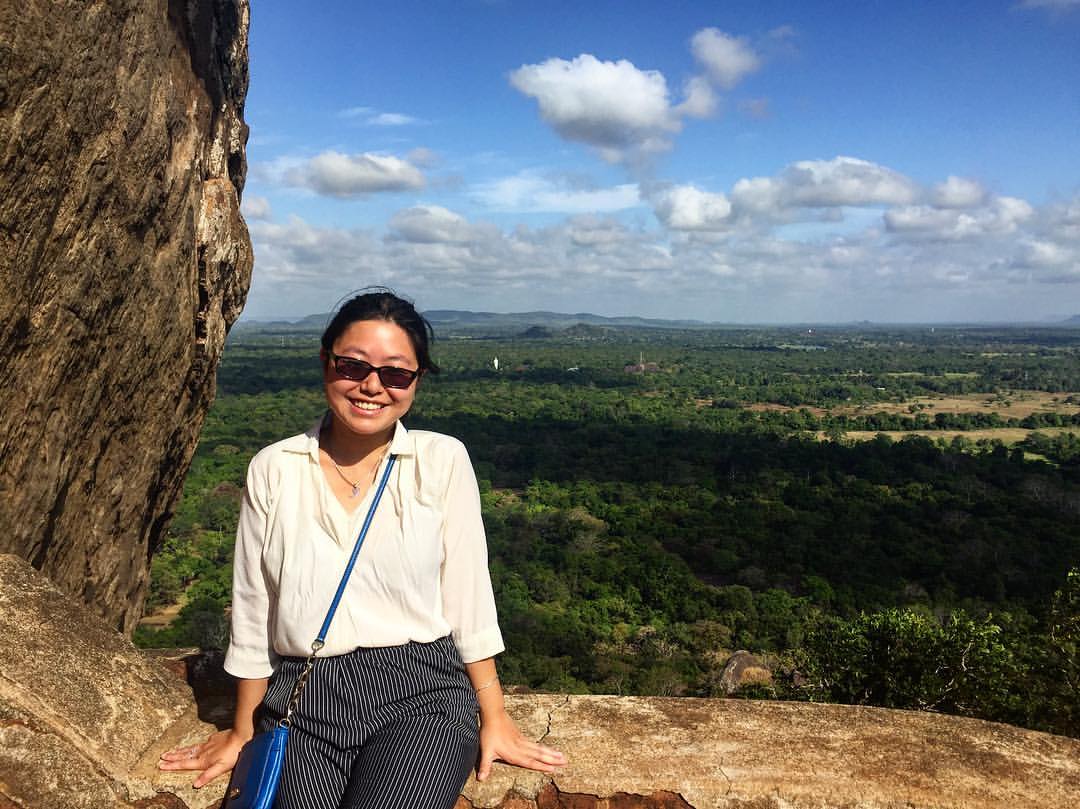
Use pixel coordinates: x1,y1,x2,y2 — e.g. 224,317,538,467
158,289,565,808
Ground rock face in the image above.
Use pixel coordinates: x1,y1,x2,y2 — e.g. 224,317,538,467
0,0,252,632
717,650,772,695
3,555,1079,809
457,694,1080,808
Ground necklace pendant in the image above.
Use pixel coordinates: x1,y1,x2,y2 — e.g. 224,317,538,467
351,485,360,498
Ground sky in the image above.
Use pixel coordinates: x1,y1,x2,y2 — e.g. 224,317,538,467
239,0,1080,323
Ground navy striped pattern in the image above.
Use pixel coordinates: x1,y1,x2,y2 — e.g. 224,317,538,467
257,636,479,809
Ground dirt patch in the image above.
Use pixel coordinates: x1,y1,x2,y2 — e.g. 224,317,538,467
819,427,1078,445
138,599,185,628
837,391,1080,419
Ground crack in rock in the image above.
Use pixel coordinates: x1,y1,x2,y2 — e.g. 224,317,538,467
538,694,571,745
716,762,733,796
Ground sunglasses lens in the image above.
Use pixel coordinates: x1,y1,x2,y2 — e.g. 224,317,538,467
335,357,374,380
379,368,416,388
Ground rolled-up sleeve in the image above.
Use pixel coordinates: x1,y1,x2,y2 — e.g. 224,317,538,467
223,456,280,679
440,442,505,663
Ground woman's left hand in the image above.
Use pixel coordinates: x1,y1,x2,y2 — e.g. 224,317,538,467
477,709,567,781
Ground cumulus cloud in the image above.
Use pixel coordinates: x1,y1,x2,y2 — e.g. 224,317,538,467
884,205,966,237
1016,240,1076,268
247,215,383,286
675,76,718,118
508,28,781,163
690,28,761,89
564,214,633,247
473,171,641,213
775,157,920,207
244,186,1077,323
885,196,1033,240
387,205,494,244
284,151,425,197
718,157,920,222
653,185,734,230
643,157,923,231
509,54,682,162
241,195,272,221
931,176,987,208
1039,195,1080,241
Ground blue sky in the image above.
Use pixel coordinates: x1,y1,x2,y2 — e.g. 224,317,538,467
240,0,1080,323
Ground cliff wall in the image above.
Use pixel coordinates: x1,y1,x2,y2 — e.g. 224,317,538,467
0,0,253,632
2,555,1078,809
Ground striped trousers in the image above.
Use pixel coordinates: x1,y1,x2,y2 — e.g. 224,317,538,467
257,636,479,809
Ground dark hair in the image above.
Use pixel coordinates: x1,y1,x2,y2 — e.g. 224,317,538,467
321,288,440,374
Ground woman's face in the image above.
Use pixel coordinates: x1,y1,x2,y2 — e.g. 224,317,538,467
322,319,419,441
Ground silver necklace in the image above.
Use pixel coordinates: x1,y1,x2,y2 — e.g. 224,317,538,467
326,443,389,497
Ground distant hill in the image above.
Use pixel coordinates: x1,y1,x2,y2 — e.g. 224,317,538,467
233,309,1080,335
235,308,711,335
423,309,707,331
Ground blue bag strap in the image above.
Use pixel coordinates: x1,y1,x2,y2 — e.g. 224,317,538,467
315,453,397,645
282,453,397,727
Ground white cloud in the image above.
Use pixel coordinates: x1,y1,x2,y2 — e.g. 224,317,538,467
729,176,784,215
473,171,641,213
387,205,492,244
690,28,761,89
339,106,424,126
653,185,733,230
1016,240,1076,267
284,151,425,197
884,205,967,237
370,112,420,126
241,186,1076,323
565,215,632,247
931,176,986,208
990,196,1036,230
509,54,679,162
1041,195,1080,241
675,76,718,119
247,215,383,285
778,157,920,207
885,195,1033,240
1018,0,1080,10
240,195,272,220
726,157,919,221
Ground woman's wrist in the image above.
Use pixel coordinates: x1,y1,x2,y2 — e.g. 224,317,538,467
230,726,256,742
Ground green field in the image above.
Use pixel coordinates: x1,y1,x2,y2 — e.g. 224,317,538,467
138,322,1080,737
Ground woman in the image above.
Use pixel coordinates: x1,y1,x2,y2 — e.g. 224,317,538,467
160,290,565,808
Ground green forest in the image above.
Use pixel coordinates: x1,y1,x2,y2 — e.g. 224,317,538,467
136,321,1080,738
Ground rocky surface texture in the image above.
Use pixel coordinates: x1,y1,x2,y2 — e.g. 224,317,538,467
0,0,253,633
2,555,1078,809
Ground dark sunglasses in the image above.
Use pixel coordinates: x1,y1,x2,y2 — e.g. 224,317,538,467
328,352,420,389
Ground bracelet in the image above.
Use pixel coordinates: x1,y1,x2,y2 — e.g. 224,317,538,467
474,675,500,693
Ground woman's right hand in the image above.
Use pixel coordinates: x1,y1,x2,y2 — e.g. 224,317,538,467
158,728,250,788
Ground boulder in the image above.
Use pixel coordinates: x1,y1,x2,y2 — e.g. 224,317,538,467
0,0,253,633
717,650,772,695
459,694,1080,808
0,555,222,808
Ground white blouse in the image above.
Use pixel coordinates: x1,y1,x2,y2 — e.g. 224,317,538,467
223,417,505,679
